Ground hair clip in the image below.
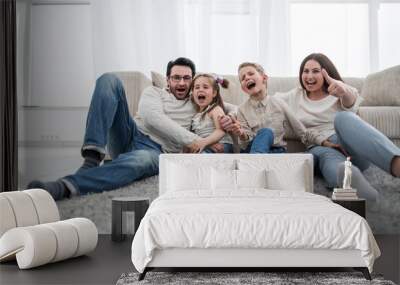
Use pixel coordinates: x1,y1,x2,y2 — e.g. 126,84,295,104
214,75,224,85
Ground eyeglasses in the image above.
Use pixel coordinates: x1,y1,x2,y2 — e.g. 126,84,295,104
169,75,192,83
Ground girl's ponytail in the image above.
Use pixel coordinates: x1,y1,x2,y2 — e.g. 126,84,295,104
214,76,229,89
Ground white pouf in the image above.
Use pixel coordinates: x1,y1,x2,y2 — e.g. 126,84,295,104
0,189,98,269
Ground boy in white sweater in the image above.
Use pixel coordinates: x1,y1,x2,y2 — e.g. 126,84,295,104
226,62,319,153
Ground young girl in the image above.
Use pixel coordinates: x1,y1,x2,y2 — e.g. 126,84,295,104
189,73,234,153
228,62,320,153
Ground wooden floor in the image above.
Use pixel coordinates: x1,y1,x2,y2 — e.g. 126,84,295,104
0,235,398,285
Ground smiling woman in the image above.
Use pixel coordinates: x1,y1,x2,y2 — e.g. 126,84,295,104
277,53,400,201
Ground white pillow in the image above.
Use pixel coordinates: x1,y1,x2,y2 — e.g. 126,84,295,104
211,169,267,191
266,162,307,191
212,169,237,191
237,158,309,192
151,71,167,89
168,163,212,192
360,65,400,106
236,169,267,189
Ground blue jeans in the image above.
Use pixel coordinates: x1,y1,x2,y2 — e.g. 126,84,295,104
242,128,286,154
62,73,162,195
309,111,400,188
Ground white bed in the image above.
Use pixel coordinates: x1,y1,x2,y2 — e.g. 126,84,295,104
131,154,380,280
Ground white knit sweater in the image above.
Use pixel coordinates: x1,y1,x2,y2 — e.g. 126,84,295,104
276,87,362,144
135,86,199,153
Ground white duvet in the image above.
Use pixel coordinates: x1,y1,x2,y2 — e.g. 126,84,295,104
131,190,380,273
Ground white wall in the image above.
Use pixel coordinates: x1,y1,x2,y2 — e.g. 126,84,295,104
29,1,94,107
17,0,94,187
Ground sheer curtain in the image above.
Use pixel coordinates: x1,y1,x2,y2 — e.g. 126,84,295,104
258,0,291,76
90,0,399,77
182,0,290,75
91,0,290,76
91,0,187,77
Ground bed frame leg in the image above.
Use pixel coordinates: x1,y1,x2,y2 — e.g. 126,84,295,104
354,267,371,280
138,268,148,281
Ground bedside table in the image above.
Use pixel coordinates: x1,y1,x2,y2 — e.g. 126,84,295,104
111,197,150,242
332,198,366,218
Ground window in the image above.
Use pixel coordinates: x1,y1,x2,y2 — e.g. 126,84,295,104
290,2,369,77
184,0,259,75
183,0,400,76
378,3,400,70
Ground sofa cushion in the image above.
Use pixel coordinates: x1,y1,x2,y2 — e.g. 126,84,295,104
114,71,152,116
218,74,248,106
267,77,299,95
358,106,400,139
343,77,364,93
392,139,400,148
360,65,400,106
151,71,167,89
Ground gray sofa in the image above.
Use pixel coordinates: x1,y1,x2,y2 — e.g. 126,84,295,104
57,66,400,234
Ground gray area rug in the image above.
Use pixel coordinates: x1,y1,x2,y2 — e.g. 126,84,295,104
57,175,160,233
116,271,395,285
58,165,400,234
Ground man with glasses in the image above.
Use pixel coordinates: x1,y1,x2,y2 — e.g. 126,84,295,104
28,57,203,200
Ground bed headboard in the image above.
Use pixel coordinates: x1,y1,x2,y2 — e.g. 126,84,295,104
159,154,314,195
